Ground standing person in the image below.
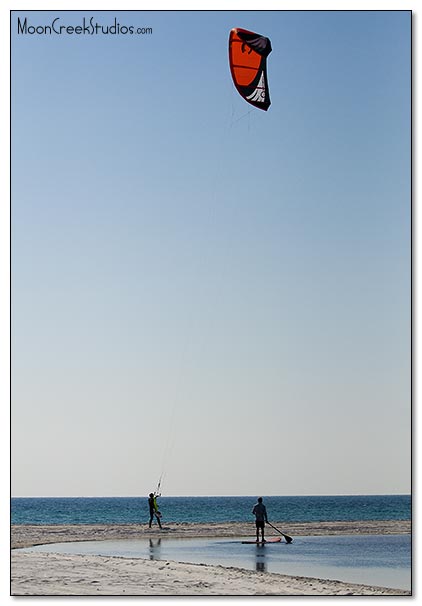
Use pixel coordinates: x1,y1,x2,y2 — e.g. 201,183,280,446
148,492,162,529
252,497,268,543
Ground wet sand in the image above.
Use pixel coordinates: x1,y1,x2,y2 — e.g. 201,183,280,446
11,521,411,596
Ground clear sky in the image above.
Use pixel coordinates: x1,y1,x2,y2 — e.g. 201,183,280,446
11,9,411,497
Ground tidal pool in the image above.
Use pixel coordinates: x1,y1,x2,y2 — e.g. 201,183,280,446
23,534,411,591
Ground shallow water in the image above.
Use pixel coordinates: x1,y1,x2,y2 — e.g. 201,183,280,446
23,534,411,591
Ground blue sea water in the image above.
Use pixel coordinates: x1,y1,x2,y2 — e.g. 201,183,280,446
11,494,410,525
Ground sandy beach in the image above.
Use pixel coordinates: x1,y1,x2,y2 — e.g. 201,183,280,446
11,521,411,596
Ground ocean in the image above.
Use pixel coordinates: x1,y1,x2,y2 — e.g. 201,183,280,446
11,494,411,525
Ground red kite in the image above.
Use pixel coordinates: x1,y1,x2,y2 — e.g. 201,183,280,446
228,28,272,111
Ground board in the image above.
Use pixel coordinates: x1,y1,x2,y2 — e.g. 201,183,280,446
241,537,282,544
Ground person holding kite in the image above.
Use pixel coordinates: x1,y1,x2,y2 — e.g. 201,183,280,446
148,492,162,529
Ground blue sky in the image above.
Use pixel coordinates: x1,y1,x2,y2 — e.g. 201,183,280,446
11,10,411,497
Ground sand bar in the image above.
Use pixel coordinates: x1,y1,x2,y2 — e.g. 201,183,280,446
11,521,411,596
11,519,410,549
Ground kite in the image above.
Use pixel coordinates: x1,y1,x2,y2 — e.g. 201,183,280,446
228,27,272,111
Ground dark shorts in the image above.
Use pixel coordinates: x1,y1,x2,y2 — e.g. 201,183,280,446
255,520,265,529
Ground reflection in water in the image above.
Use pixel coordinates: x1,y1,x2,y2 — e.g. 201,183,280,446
255,544,267,572
21,535,411,590
148,538,162,560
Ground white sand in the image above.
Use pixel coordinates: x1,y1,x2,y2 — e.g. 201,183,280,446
11,522,411,596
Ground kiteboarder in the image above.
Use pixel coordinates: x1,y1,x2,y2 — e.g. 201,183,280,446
148,492,162,529
252,497,268,542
